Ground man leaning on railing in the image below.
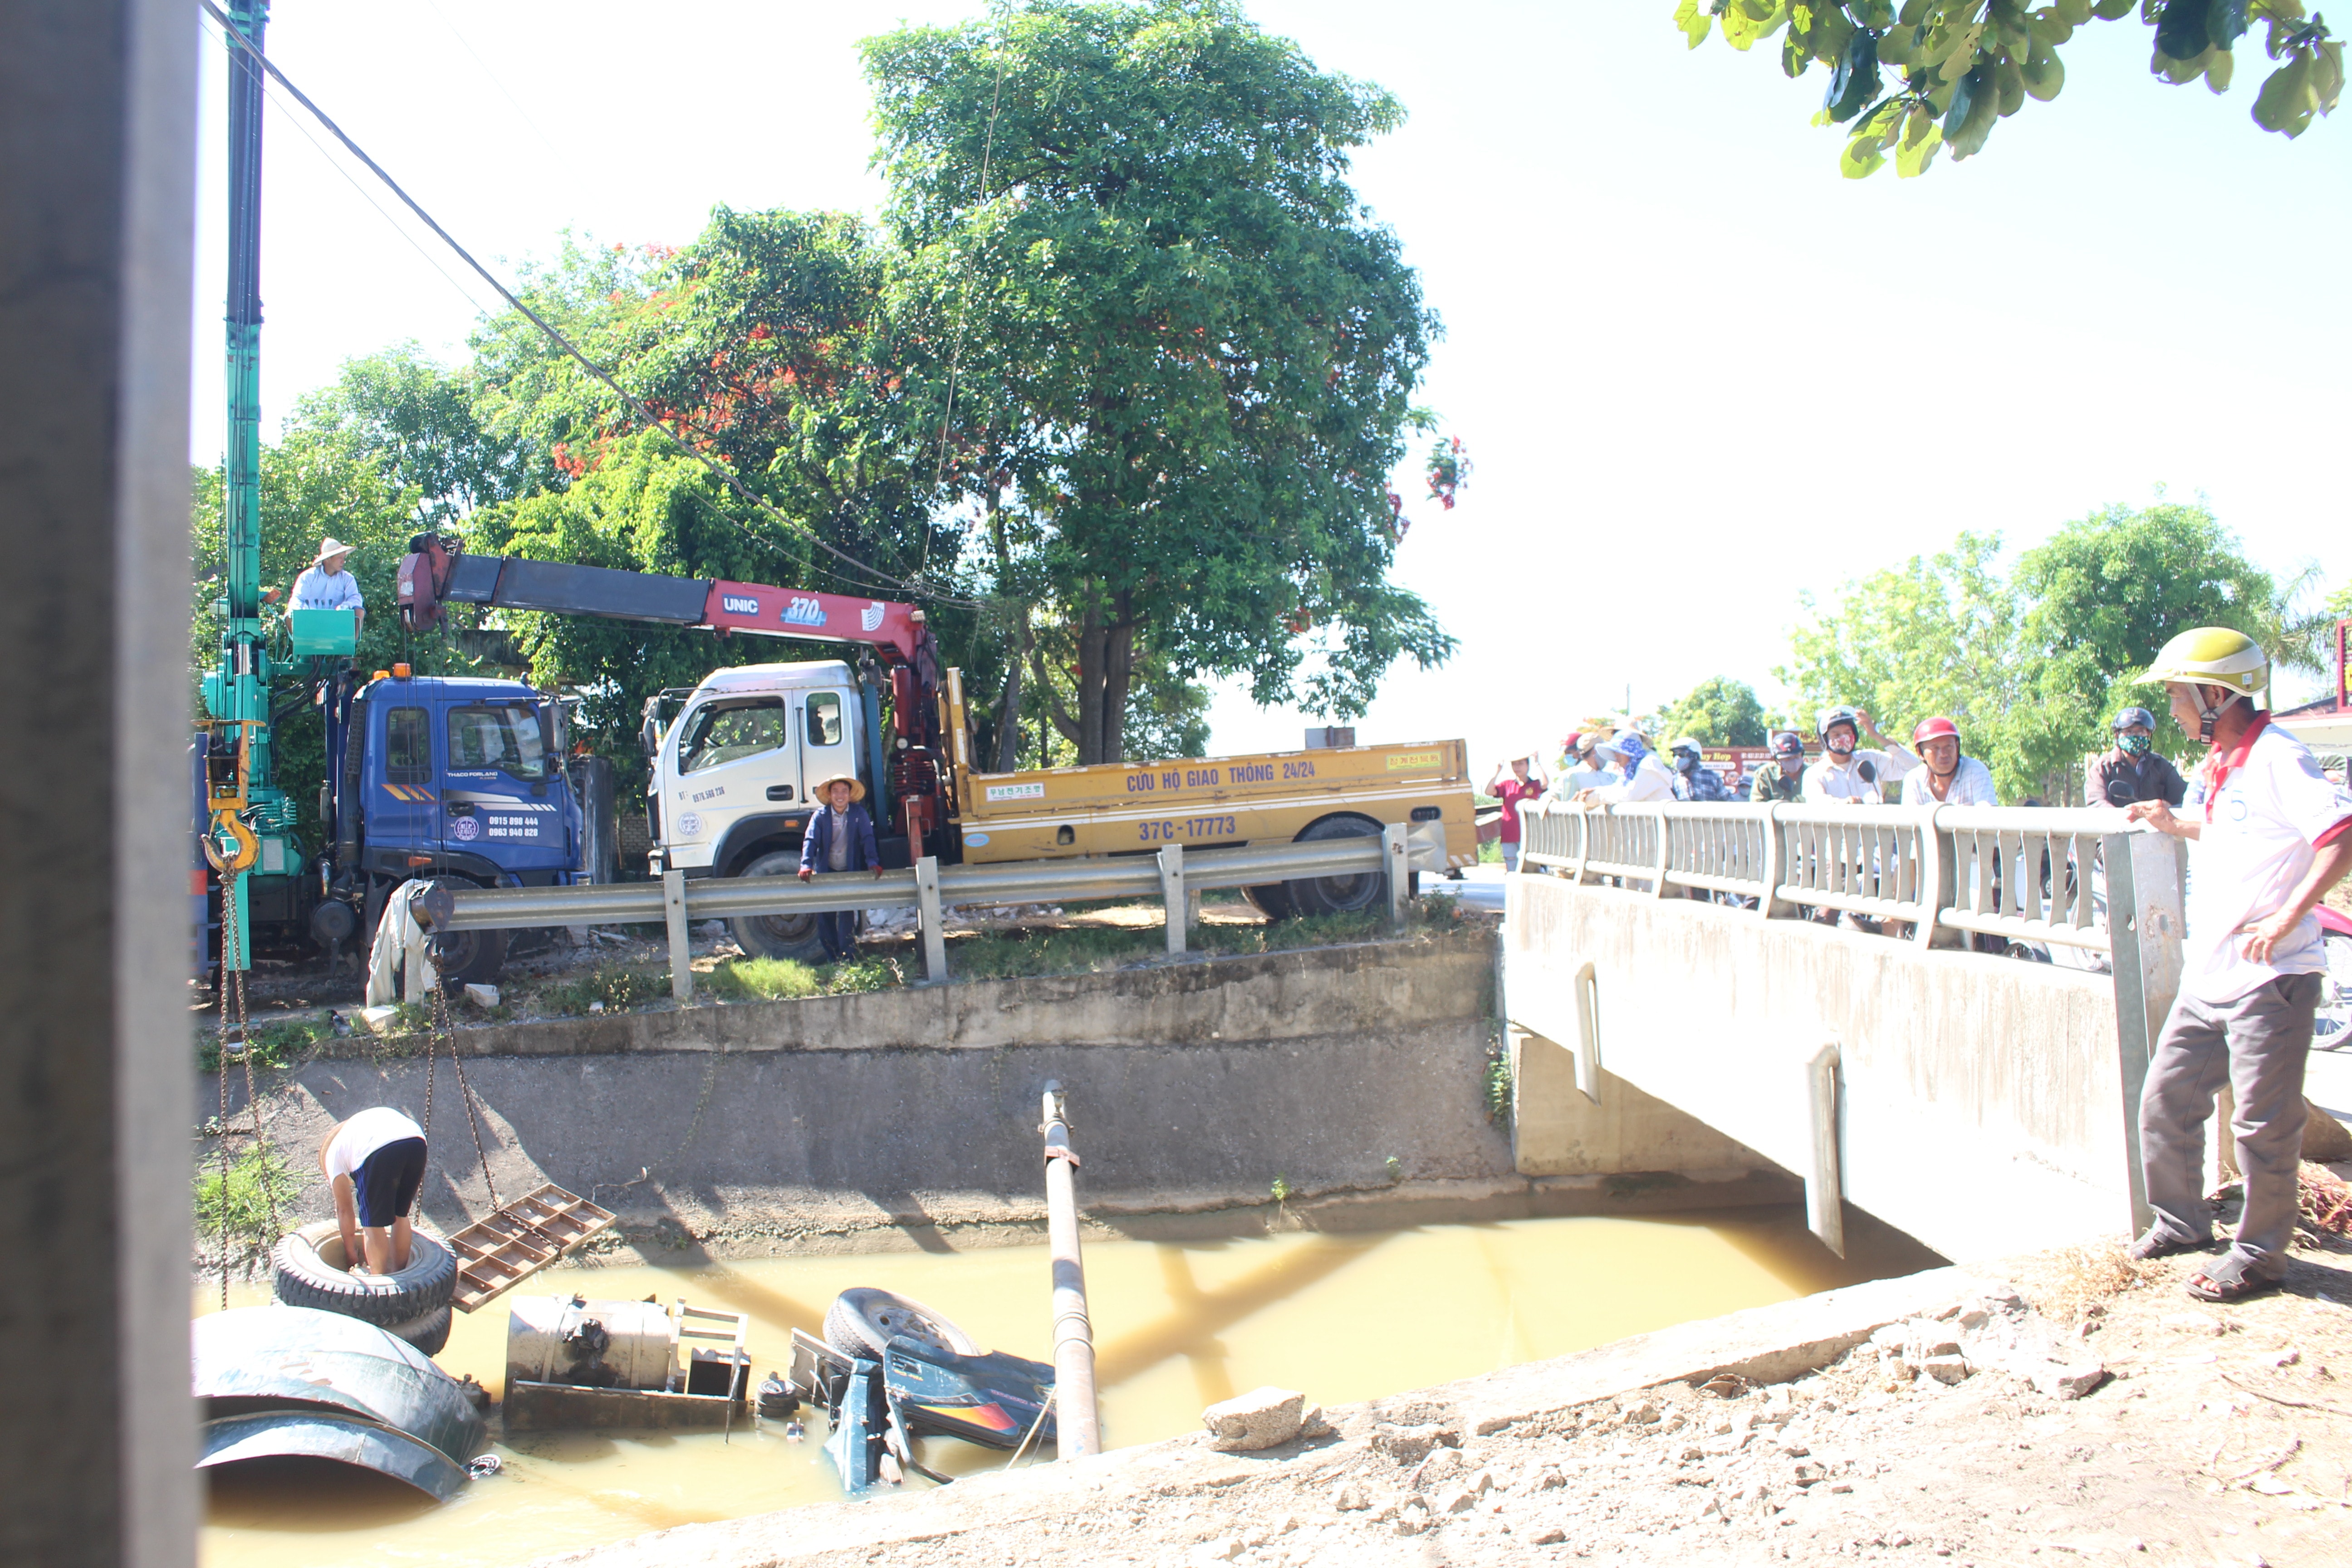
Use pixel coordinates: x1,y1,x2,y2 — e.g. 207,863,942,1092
2122,628,2352,1305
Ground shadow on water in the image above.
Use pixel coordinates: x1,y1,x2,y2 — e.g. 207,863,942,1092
1092,1230,1393,1392
1700,1202,1948,1296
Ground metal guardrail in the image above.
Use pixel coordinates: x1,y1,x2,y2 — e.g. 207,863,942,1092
1520,798,2136,955
444,824,1448,999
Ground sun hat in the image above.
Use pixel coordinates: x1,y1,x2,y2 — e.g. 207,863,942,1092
313,537,356,565
810,772,866,803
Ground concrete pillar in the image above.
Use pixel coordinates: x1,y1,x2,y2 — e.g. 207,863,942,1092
0,2,200,1564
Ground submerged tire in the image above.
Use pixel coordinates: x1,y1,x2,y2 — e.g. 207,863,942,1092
729,850,829,963
1283,814,1387,917
385,1303,454,1357
271,1220,456,1327
824,1288,981,1360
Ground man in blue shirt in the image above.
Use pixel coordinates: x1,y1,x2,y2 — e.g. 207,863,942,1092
798,773,883,961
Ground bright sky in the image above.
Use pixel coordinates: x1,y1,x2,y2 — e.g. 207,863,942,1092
193,2,2352,769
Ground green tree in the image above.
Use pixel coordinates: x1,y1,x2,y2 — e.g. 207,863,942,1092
462,214,1008,765
1776,532,2029,788
864,0,1454,764
290,343,529,528
1776,504,2324,800
1673,1,2342,179
1658,676,1769,745
2009,499,2327,784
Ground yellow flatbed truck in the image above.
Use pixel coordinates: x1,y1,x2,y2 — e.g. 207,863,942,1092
646,660,1475,950
936,673,1477,900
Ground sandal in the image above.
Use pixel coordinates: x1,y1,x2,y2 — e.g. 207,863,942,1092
2183,1255,2281,1303
2127,1227,2207,1262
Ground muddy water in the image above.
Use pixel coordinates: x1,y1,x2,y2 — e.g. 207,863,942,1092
198,1207,1934,1567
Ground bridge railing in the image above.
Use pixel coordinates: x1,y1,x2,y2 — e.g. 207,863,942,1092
1520,797,2136,956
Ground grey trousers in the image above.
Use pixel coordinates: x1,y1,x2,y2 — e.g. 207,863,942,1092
2138,971,2321,1280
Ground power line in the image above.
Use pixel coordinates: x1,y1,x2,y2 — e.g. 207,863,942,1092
197,0,975,609
197,13,499,322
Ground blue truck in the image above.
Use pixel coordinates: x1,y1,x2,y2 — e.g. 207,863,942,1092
196,655,615,987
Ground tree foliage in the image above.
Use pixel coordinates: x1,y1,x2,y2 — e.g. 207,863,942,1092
864,0,1453,763
1776,502,2324,800
1658,676,1770,745
1674,1,2343,179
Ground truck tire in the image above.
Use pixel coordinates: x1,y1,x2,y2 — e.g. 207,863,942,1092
1239,882,1294,921
385,1303,454,1357
271,1220,456,1326
1284,814,1387,917
730,849,829,964
824,1288,981,1359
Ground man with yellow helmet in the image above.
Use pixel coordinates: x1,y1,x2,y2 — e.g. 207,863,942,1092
2123,627,2352,1302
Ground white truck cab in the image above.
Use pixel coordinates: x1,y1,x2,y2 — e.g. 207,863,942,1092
643,660,871,886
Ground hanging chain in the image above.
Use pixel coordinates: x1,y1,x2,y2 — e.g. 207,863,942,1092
212,872,279,1307
430,956,500,1213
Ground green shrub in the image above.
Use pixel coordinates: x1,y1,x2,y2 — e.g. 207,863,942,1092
194,1145,304,1273
199,1017,322,1074
708,956,822,1001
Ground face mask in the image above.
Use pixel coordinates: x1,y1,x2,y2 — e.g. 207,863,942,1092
1826,731,1856,757
2118,734,2152,758
1676,752,1697,773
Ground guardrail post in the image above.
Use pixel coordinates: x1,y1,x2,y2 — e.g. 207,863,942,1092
1913,810,1952,949
1806,1041,1844,1257
1648,807,1671,898
1757,806,1790,920
662,868,694,1005
1156,843,1187,956
2105,830,2185,1238
916,855,947,983
1382,822,1410,929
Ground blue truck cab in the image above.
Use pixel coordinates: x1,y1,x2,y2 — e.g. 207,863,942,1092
316,669,593,983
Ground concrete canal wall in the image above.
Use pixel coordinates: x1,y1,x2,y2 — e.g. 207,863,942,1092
203,933,1800,1259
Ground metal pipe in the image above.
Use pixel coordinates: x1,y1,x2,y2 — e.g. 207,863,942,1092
1039,1082,1099,1459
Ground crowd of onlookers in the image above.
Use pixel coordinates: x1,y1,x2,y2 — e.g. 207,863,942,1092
1481,703,2202,873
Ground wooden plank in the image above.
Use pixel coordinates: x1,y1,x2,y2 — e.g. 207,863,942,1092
448,1183,618,1313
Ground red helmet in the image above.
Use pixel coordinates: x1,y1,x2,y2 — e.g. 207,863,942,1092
1912,716,1960,746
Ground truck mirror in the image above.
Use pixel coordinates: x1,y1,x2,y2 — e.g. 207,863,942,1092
641,715,661,758
539,704,559,763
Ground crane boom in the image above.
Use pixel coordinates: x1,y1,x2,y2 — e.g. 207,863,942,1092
435,554,927,666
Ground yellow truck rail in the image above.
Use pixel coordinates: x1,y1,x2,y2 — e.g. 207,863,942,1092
938,674,1477,870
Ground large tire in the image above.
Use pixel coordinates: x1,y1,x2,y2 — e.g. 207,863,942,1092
385,1303,454,1357
373,878,506,986
1283,814,1387,917
272,1220,456,1327
824,1288,980,1359
729,849,828,963
1239,882,1293,921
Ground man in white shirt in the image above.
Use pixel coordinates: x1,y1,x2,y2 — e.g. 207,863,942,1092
2124,628,2352,1302
291,536,364,636
1552,732,1616,798
1800,706,1917,805
1903,716,1997,808
319,1105,428,1275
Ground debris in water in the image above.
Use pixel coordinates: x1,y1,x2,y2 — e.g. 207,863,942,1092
467,1454,504,1479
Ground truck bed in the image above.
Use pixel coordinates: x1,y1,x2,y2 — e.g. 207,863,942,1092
950,739,1478,870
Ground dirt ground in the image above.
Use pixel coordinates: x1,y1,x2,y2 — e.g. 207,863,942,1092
767,1225,2352,1568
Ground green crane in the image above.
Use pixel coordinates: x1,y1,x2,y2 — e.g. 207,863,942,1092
199,0,307,973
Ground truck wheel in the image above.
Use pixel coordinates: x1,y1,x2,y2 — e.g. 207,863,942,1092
1239,883,1293,921
730,850,828,963
271,1220,456,1326
433,925,508,987
1284,814,1386,917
